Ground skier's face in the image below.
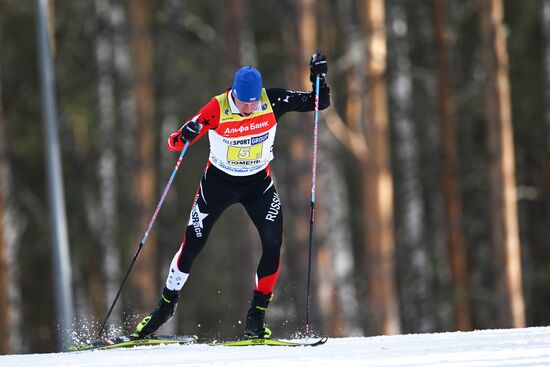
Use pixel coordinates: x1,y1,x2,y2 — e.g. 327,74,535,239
234,96,260,117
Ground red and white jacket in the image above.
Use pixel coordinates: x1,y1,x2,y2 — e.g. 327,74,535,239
168,86,330,176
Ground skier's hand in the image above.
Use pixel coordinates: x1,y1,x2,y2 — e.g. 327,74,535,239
179,120,202,142
309,52,328,84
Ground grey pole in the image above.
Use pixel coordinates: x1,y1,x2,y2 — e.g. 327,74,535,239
35,0,74,350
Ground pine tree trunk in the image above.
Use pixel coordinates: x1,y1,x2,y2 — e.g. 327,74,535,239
479,0,525,328
387,0,434,333
293,0,351,336
362,0,400,335
432,0,472,331
128,0,158,312
283,0,319,329
94,0,120,326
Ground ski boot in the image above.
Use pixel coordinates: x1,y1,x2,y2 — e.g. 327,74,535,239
134,287,179,338
244,291,272,339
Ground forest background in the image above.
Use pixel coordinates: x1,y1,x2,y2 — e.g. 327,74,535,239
1,0,549,354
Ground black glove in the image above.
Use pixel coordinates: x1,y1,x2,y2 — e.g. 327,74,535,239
179,120,202,142
309,52,328,84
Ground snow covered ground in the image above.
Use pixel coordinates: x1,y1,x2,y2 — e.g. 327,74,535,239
2,326,550,367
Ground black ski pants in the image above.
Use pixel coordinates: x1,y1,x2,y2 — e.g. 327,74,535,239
175,163,283,295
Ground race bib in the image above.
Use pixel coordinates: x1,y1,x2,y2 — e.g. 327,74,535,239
227,144,263,163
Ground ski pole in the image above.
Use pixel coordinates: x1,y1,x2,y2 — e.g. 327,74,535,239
97,141,190,338
305,75,321,335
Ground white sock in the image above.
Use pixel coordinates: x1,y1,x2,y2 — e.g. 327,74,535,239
165,251,189,291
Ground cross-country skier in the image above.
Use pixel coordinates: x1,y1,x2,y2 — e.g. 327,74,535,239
134,52,330,339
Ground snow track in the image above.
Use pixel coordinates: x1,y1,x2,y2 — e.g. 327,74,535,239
2,326,550,366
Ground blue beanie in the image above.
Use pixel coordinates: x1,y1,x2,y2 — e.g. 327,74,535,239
232,66,262,103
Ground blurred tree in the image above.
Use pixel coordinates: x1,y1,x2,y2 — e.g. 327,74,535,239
223,0,244,70
0,78,13,354
313,0,362,337
0,57,25,353
128,0,158,313
109,0,139,323
537,0,550,327
339,0,364,134
387,0,435,333
479,0,525,328
432,0,472,331
445,0,490,330
153,0,186,337
222,0,257,74
543,0,550,221
1,0,54,352
93,0,121,326
301,0,336,336
362,0,400,335
281,0,319,331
